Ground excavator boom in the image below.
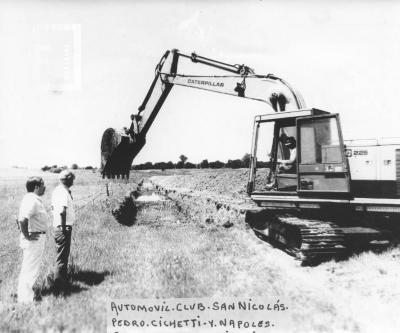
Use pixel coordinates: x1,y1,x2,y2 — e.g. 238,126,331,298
101,49,305,178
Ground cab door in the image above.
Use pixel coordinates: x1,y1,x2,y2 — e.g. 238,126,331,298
296,114,351,197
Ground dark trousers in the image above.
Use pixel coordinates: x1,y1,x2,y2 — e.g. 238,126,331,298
54,228,72,281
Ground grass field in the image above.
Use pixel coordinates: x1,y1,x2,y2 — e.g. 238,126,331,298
1,168,400,333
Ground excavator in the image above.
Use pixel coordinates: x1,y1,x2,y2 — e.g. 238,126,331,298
101,49,399,261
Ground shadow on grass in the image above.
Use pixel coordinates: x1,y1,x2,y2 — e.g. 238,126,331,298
70,269,111,286
37,276,87,298
36,267,111,299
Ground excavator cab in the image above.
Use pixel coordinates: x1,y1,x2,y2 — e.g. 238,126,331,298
247,109,351,199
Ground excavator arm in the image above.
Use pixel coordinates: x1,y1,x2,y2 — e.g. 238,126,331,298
101,49,306,178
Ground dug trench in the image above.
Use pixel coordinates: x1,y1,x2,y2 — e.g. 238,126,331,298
109,176,399,266
111,181,248,230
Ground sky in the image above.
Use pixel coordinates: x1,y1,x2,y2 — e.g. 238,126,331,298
0,0,400,169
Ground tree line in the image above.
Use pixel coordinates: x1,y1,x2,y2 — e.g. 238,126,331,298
132,154,271,170
41,164,96,173
40,154,271,173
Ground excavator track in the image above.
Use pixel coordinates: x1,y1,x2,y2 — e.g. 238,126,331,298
248,211,347,263
281,216,347,259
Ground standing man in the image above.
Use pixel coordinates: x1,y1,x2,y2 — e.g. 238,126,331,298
51,170,75,286
17,176,49,303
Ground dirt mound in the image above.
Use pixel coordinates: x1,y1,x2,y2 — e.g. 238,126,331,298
150,169,260,229
152,168,270,200
151,169,248,202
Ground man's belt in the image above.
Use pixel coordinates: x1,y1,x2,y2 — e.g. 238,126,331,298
29,231,46,235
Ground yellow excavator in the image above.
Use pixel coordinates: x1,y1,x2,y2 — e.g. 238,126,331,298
101,49,399,260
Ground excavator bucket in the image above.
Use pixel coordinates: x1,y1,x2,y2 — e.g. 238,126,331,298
100,128,146,179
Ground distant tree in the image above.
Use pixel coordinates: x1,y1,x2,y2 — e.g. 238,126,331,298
71,163,78,169
51,167,62,174
133,163,151,170
200,159,209,169
179,155,188,164
41,165,51,172
142,162,153,170
52,165,58,169
85,166,93,170
185,162,196,169
227,159,243,169
166,161,175,169
154,162,169,170
209,160,225,169
241,153,251,168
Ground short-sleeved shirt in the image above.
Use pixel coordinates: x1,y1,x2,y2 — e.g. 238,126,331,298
289,148,297,163
51,184,75,227
18,193,49,232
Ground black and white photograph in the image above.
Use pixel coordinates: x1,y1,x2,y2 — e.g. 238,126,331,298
1,1,400,332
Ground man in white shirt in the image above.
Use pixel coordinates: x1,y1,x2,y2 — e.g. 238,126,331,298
277,136,297,173
51,170,75,285
17,176,49,303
